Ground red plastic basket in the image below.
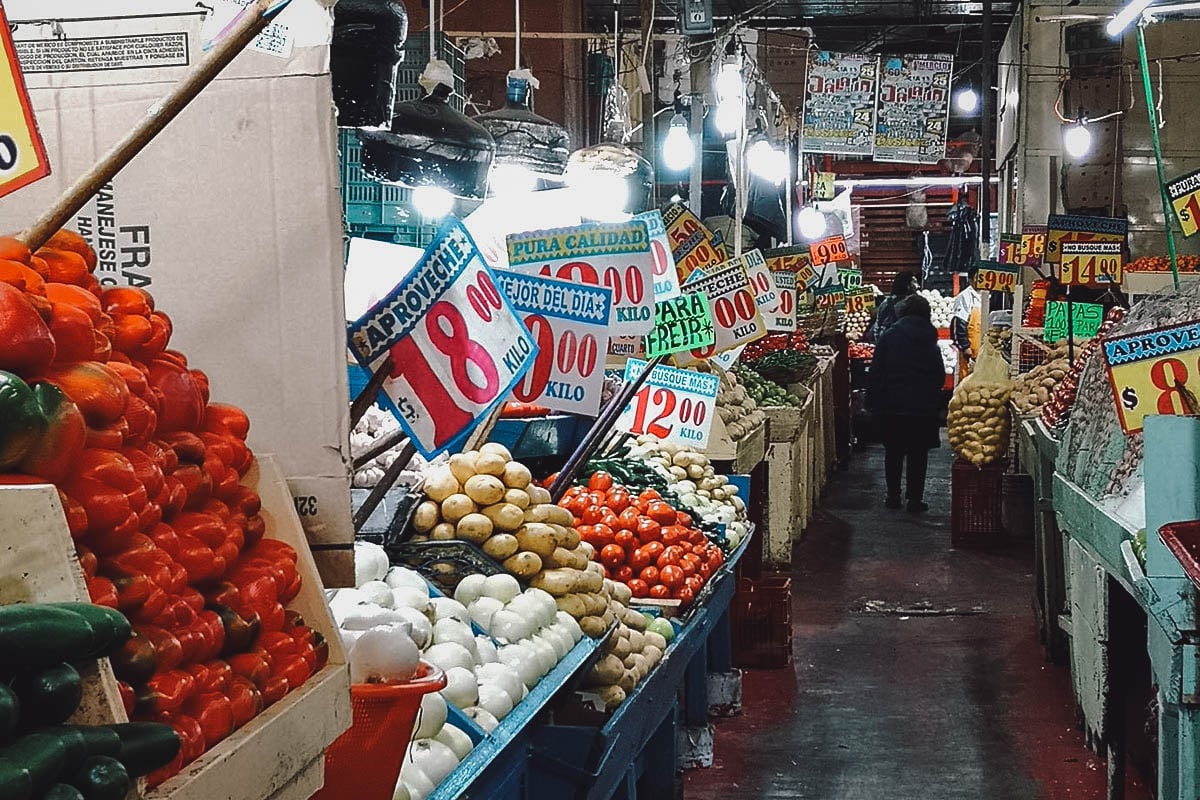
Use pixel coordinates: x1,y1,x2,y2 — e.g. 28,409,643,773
730,572,792,669
951,458,1006,547
313,662,447,800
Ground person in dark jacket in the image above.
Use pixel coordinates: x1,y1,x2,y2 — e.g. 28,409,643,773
866,294,946,512
869,271,919,342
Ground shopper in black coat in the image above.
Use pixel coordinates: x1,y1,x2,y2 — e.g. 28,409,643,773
868,270,919,342
866,294,946,512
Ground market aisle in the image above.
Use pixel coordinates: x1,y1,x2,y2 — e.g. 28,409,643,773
686,443,1153,800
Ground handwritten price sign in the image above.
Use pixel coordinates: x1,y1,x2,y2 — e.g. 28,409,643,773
765,247,817,290
810,235,849,267
615,359,719,448
837,268,863,290
974,260,1020,293
813,283,846,311
495,271,612,417
644,292,714,358
845,288,875,315
1060,240,1122,286
1103,320,1200,434
768,271,798,332
507,221,655,336
635,210,682,301
740,249,779,311
0,3,49,199
1044,301,1103,343
676,259,767,365
1045,214,1127,266
1167,168,1200,239
349,222,537,457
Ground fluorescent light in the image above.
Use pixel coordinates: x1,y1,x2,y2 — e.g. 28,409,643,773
1106,0,1154,35
1063,121,1093,158
797,206,827,240
829,176,1000,189
662,114,695,172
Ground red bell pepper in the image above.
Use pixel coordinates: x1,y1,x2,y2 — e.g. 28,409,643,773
33,361,130,426
137,669,198,715
271,654,311,691
225,675,263,729
111,632,159,684
17,382,87,481
160,430,205,465
60,448,148,534
47,300,99,364
37,247,90,286
228,652,270,690
260,674,289,707
211,605,260,658
184,691,234,746
0,282,56,374
197,660,233,694
134,624,184,672
147,355,205,434
86,575,119,608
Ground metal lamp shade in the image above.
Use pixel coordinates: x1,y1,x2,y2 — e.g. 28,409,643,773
330,0,409,128
357,84,496,199
564,143,655,215
476,77,570,177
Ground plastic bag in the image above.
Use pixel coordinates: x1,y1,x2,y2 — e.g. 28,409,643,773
947,341,1012,466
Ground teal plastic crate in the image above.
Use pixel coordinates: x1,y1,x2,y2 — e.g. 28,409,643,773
398,34,466,112
339,128,416,227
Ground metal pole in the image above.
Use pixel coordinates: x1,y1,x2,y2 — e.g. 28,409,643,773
514,0,521,70
640,0,656,204
689,91,704,213
980,0,994,256
1136,22,1181,291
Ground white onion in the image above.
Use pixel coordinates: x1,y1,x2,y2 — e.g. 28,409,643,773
392,587,433,614
555,611,583,643
340,604,410,632
399,761,435,800
434,724,474,761
360,580,395,609
475,636,499,665
453,574,488,607
431,597,471,623
423,642,475,673
481,573,521,603
524,589,558,628
432,619,478,657
475,662,524,706
476,682,515,720
349,624,419,684
525,636,557,676
468,597,504,632
328,588,367,622
413,691,447,740
505,593,539,624
541,625,572,659
339,628,365,652
392,607,434,649
386,566,429,591
498,643,541,688
489,609,531,644
441,666,479,708
355,541,390,586
463,706,499,733
407,739,460,785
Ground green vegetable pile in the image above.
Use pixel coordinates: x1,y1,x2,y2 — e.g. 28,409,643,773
577,457,669,493
743,351,819,385
1133,529,1147,566
731,364,804,408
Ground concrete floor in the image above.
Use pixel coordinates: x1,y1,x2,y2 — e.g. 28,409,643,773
685,443,1155,800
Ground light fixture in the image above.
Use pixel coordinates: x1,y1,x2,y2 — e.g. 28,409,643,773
330,0,409,127
747,139,788,184
1063,120,1093,158
662,113,694,172
714,102,743,137
715,62,743,105
563,142,653,220
413,185,454,219
476,72,571,187
490,163,538,196
1106,0,1155,36
713,52,744,137
797,206,827,240
955,87,980,114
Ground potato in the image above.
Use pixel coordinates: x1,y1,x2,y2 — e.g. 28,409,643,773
483,533,520,560
504,488,531,509
579,615,608,638
557,525,581,550
555,593,588,618
623,607,647,631
431,522,456,541
610,634,632,660
642,644,663,665
527,485,552,505
644,631,667,651
531,568,580,596
576,568,603,594
597,684,626,710
589,654,624,685
578,541,595,560
582,593,608,616
503,550,543,578
524,504,574,527
480,442,513,462
516,523,559,558
413,500,440,533
610,582,632,606
547,546,583,570
456,513,493,544
441,494,476,524
618,670,638,693
482,502,525,532
423,466,460,503
464,474,506,506
502,461,532,489
475,453,508,477
449,452,478,485
626,629,645,653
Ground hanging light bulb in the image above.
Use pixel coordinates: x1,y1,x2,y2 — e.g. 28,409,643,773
1063,120,1093,158
477,72,571,187
713,54,744,138
564,143,652,220
662,113,694,172
490,163,538,196
797,206,827,240
747,139,788,184
714,102,742,137
413,185,454,219
715,62,743,105
954,87,979,114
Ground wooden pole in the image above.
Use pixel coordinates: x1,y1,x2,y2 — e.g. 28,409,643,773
19,0,279,251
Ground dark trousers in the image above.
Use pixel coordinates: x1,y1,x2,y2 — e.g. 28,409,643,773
885,444,929,502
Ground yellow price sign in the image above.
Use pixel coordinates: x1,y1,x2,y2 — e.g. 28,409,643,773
1045,215,1126,266
1104,320,1200,434
974,261,1020,293
845,289,875,314
1059,239,1123,286
1167,168,1200,239
766,247,818,289
1019,226,1047,266
0,4,49,199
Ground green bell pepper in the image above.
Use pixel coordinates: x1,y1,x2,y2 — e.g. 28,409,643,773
0,371,48,470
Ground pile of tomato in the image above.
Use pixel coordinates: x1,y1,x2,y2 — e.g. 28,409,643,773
1126,255,1200,273
558,471,724,606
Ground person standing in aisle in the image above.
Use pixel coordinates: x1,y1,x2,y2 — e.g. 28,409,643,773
866,294,945,511
869,270,919,342
950,268,981,380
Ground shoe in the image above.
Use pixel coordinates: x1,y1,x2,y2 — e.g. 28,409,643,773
885,496,902,509
907,500,929,513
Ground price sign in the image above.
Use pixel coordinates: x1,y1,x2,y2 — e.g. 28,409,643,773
348,222,538,457
813,283,846,310
1166,168,1200,238
837,268,863,290
608,336,645,360
998,235,1022,265
740,249,779,311
765,247,817,290
1060,239,1123,286
845,289,875,315
1019,225,1047,267
615,358,719,448
1044,301,1103,343
0,4,49,199
709,343,746,371
663,202,710,252
673,231,724,284
810,235,850,267
675,259,767,366
768,271,798,332
1045,214,1127,266
1103,320,1200,434
644,292,715,357
710,230,729,262
507,221,655,336
813,171,837,202
812,262,841,290
494,271,612,417
974,260,1020,293
635,210,682,300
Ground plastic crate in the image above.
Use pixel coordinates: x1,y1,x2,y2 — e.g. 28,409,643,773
950,458,1006,547
730,572,792,669
398,34,466,111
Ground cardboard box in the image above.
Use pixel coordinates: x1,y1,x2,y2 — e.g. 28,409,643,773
0,0,354,586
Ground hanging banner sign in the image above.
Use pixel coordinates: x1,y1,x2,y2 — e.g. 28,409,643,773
506,220,655,336
495,271,612,417
873,54,953,164
1043,301,1103,343
615,359,720,448
1060,239,1123,285
1044,214,1127,266
845,288,876,315
837,268,863,290
768,271,798,332
813,171,837,202
802,51,879,157
810,235,850,267
1166,168,1200,238
675,259,768,365
1103,320,1200,434
635,210,683,301
974,260,1020,293
644,292,715,358
0,3,50,199
813,282,847,311
348,222,538,457
765,247,817,290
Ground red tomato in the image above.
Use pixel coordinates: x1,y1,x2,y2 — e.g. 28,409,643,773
607,490,631,514
586,491,607,508
627,579,649,598
616,507,641,532
659,564,684,588
614,530,638,550
708,549,724,568
679,559,697,578
675,511,693,528
600,511,620,531
638,489,662,504
685,575,704,593
646,501,677,526
593,524,615,547
636,518,662,542
588,471,613,492
629,547,652,571
600,544,626,568
644,541,665,559
615,565,634,583
688,529,707,546
576,524,597,546
656,546,684,568
682,553,702,569
662,525,688,546
639,566,660,585
649,584,670,599
674,586,695,604
699,562,713,579
582,505,605,525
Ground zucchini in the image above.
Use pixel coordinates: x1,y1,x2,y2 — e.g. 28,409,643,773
104,722,180,777
0,607,97,666
0,733,68,795
0,756,32,800
12,663,82,728
69,756,129,800
0,684,18,742
41,726,120,763
47,605,131,658
44,785,85,800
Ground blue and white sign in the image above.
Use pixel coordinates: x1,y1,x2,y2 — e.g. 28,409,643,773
634,210,682,303
616,359,720,448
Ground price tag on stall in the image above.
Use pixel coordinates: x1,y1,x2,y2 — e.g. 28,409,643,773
998,235,1022,265
1019,225,1048,266
740,249,779,310
765,247,818,290
845,288,875,315
672,231,724,284
663,202,710,251
812,262,841,290
348,222,538,457
1060,239,1123,285
644,292,715,358
495,271,613,417
1166,168,1200,238
709,344,746,371
813,282,846,311
768,271,798,332
675,259,768,366
634,210,682,301
810,235,849,267
837,268,863,290
1043,301,1104,343
607,336,646,360
0,3,50,199
507,220,655,336
615,358,720,448
1045,214,1127,267
1103,320,1200,434
974,260,1020,293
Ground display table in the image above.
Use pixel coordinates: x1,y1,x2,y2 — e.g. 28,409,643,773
1015,417,1067,660
763,403,809,566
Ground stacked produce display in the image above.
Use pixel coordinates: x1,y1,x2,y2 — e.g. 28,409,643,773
1126,254,1200,273
0,231,326,787
947,345,1012,467
692,363,765,443
730,363,805,408
919,289,955,330
1010,340,1076,417
843,307,872,341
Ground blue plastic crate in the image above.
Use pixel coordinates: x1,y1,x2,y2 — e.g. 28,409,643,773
398,34,466,112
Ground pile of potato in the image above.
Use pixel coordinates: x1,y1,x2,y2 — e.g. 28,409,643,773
699,363,766,441
582,580,666,710
947,381,1012,466
1010,342,1078,416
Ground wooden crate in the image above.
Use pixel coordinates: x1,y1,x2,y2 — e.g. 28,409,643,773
763,406,803,443
707,415,767,474
0,456,352,800
763,425,806,567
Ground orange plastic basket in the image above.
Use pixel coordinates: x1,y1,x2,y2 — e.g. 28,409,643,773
314,662,447,800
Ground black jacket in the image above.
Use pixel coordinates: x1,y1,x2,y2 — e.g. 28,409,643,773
866,315,946,416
